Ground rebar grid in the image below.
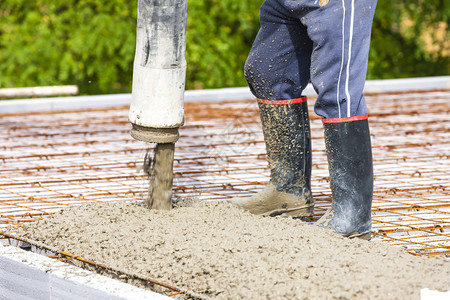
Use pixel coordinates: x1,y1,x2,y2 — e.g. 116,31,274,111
1,90,449,257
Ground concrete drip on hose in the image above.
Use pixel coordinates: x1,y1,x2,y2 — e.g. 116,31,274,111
9,200,450,299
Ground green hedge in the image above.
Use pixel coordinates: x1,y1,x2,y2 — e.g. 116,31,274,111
368,1,449,79
0,1,448,95
0,0,262,94
1,1,137,94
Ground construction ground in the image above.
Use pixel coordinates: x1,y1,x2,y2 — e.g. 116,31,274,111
0,79,449,257
0,78,449,298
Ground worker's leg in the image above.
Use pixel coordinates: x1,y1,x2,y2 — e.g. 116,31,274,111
244,0,312,100
231,0,314,217
318,116,373,239
297,0,378,119
246,0,377,119
290,0,377,238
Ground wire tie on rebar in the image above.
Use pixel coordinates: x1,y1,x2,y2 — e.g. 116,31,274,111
60,256,76,263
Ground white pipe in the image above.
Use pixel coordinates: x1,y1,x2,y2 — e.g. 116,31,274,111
128,0,188,129
0,85,78,99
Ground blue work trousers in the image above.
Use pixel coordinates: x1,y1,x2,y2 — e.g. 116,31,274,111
244,0,377,119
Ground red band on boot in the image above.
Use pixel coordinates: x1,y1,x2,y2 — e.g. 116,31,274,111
257,97,307,105
323,114,368,123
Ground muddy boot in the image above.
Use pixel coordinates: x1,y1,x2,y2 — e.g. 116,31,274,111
231,98,314,217
316,116,373,239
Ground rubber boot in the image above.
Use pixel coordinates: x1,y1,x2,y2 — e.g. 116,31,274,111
316,116,373,239
230,97,314,217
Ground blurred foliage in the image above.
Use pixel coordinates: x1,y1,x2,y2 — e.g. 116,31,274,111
368,0,449,79
186,0,262,89
0,0,448,95
0,0,137,94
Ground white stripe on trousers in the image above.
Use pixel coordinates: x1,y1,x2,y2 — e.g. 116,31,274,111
337,0,355,118
345,0,355,117
336,0,346,119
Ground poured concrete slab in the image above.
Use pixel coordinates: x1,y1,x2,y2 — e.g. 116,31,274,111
0,77,449,298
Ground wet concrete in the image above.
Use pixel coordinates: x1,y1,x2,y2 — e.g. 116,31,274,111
11,201,450,299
